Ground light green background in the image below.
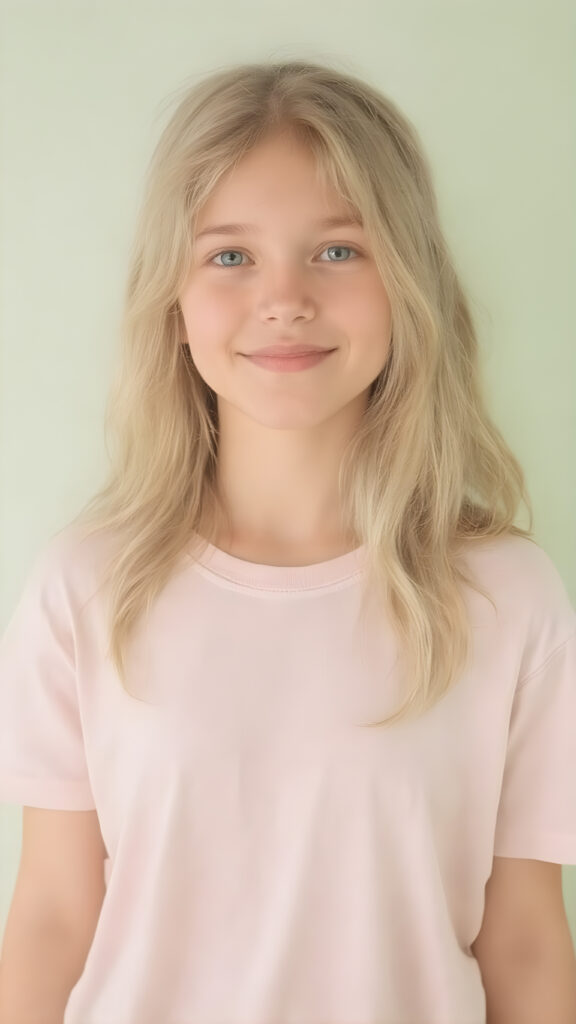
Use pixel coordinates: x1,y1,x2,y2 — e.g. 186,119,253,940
1,0,574,956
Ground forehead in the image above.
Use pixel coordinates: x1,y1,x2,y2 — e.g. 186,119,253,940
194,213,364,242
194,134,359,228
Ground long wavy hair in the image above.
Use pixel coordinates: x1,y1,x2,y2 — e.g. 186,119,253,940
66,58,533,727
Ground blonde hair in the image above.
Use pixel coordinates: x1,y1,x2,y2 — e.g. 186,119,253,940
67,58,533,727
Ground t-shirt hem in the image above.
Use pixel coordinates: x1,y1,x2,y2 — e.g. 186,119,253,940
0,776,96,810
493,831,576,865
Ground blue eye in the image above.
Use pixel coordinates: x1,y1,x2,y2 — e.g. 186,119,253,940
209,245,359,267
210,251,246,267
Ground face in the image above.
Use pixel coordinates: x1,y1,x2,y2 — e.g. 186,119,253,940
178,131,392,433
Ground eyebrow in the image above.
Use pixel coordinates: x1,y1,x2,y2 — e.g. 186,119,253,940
194,214,364,241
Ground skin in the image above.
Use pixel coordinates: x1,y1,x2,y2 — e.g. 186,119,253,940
178,130,392,562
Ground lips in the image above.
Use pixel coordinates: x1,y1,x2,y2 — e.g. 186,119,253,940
246,346,334,357
243,349,335,372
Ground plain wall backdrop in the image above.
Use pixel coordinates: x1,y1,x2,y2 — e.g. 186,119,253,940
1,0,574,952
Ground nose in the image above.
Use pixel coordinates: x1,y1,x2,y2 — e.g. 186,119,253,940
257,264,316,324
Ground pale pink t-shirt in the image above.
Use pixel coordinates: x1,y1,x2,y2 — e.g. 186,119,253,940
1,525,575,1024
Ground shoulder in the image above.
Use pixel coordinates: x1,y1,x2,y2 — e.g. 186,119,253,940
457,533,573,609
22,523,123,611
456,533,576,660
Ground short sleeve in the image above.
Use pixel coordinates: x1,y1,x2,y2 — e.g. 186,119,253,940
0,541,96,810
493,627,576,864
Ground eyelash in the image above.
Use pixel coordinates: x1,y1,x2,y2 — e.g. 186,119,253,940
207,244,362,267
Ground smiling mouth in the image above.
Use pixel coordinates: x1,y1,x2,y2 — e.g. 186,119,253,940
241,349,336,372
242,348,336,357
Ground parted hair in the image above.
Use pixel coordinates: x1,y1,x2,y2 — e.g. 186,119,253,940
67,58,533,727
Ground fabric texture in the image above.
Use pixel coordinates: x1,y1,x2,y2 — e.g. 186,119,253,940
0,525,575,1024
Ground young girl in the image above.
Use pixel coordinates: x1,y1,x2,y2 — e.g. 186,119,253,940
0,59,575,1024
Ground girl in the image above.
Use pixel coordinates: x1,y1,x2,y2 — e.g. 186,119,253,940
1,59,575,1024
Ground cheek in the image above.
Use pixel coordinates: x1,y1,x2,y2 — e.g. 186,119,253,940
342,294,392,344
181,290,237,343
335,273,390,315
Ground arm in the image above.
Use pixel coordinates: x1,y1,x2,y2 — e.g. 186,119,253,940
0,916,92,1024
472,857,576,1024
478,945,576,1024
0,807,107,1024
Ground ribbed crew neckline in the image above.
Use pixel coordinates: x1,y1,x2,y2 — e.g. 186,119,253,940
188,534,367,591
